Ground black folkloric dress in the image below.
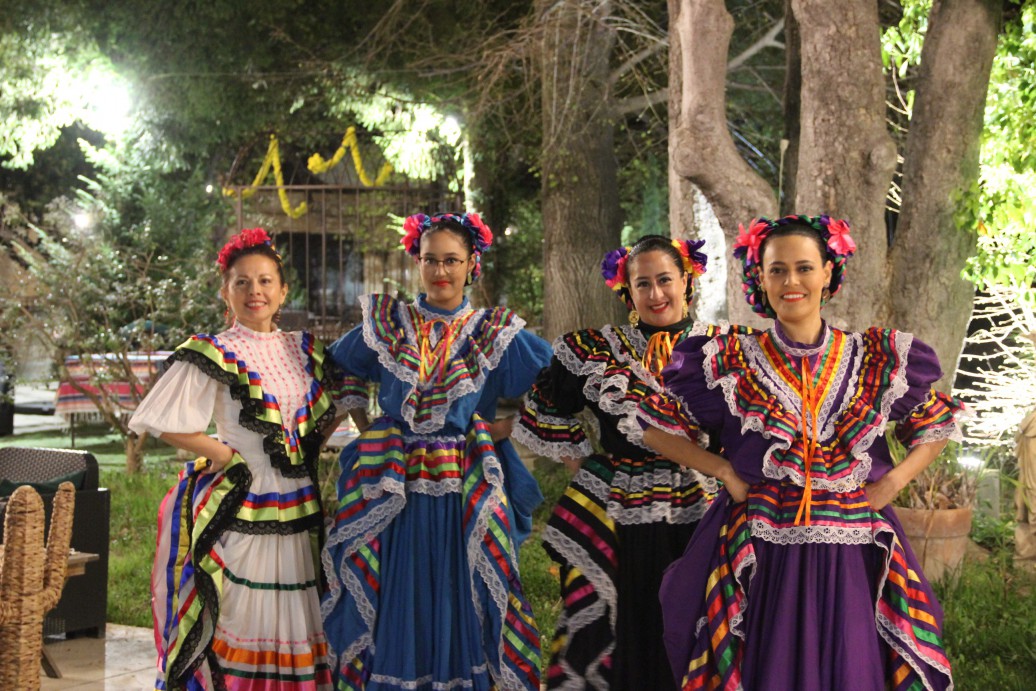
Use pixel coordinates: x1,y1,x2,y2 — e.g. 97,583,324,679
514,319,747,690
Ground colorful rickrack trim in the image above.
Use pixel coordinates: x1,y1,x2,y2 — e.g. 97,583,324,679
158,454,252,688
359,294,524,434
166,331,337,479
320,418,542,689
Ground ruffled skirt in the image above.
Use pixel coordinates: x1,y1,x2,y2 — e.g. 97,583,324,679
320,415,542,690
542,454,710,690
660,482,953,691
152,457,330,690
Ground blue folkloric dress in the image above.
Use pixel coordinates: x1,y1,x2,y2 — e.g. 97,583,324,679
512,319,747,690
129,322,340,691
320,294,551,691
638,323,963,691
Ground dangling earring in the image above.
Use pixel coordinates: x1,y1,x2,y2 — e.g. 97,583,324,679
273,307,283,323
682,303,690,318
628,309,640,326
465,272,473,286
820,285,831,306
223,307,233,327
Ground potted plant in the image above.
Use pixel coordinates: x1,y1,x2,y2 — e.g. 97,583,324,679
891,437,979,582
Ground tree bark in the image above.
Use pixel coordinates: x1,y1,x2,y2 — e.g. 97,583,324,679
668,0,777,329
888,0,1002,390
538,0,625,340
786,0,898,332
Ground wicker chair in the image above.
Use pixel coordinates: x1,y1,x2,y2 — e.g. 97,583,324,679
0,447,110,637
0,482,75,689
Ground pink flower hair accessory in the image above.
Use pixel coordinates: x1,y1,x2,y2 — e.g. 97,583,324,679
734,214,856,317
400,211,495,282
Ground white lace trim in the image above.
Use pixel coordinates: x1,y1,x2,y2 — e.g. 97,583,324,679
545,566,614,691
541,523,619,629
908,423,963,447
511,398,592,461
748,520,878,546
704,332,886,494
335,394,369,412
872,522,954,691
880,330,915,423
367,662,490,690
462,447,525,690
359,294,524,434
407,477,463,496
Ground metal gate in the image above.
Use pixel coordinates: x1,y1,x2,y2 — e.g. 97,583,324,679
228,183,455,341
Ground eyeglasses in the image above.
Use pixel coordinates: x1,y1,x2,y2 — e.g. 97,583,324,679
419,256,468,272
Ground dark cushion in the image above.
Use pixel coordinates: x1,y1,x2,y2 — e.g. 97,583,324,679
0,469,87,497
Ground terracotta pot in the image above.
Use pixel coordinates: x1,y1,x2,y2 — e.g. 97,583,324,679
894,506,973,583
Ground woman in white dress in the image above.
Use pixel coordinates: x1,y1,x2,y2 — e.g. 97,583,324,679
130,228,339,691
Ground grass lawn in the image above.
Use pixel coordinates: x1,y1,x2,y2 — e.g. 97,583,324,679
5,425,1035,685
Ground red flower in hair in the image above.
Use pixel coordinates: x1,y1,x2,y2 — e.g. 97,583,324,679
216,227,274,272
825,218,857,257
733,219,770,264
465,212,494,252
401,214,430,256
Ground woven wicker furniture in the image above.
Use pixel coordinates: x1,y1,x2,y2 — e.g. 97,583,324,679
0,482,75,689
0,447,110,637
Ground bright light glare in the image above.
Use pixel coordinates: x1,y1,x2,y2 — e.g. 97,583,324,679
80,67,133,137
73,212,91,230
958,455,984,471
205,184,214,194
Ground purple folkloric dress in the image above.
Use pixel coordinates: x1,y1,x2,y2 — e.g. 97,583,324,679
513,319,747,690
320,294,551,691
130,322,339,691
637,323,962,691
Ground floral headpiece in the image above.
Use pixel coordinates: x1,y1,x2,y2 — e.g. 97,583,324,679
733,214,856,317
401,212,494,281
216,227,280,273
601,237,708,309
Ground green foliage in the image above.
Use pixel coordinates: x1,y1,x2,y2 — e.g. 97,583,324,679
882,1,1036,310
934,554,1036,689
0,28,118,168
961,3,1036,308
103,463,181,627
619,151,668,244
483,198,545,325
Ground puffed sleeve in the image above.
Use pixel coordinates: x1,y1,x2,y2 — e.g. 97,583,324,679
327,323,379,411
890,335,966,449
128,360,218,437
513,354,593,461
492,328,554,399
636,334,725,447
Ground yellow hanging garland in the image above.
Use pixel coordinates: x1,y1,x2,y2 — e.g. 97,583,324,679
307,126,393,186
223,128,392,219
223,135,308,219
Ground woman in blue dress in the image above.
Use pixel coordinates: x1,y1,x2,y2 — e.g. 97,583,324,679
321,212,551,690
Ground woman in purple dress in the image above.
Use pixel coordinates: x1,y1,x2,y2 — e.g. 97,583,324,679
638,215,961,690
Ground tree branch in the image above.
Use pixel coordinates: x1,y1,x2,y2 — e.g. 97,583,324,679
609,40,667,86
727,18,784,72
613,88,669,116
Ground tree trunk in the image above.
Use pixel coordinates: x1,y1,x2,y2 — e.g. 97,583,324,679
125,431,145,474
888,0,1002,391
785,0,898,332
668,0,777,329
538,0,625,340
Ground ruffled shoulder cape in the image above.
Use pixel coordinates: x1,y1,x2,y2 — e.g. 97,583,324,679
700,326,963,491
360,293,526,433
168,330,338,478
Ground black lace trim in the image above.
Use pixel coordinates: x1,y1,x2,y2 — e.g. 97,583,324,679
227,511,323,536
168,347,335,481
169,462,252,688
